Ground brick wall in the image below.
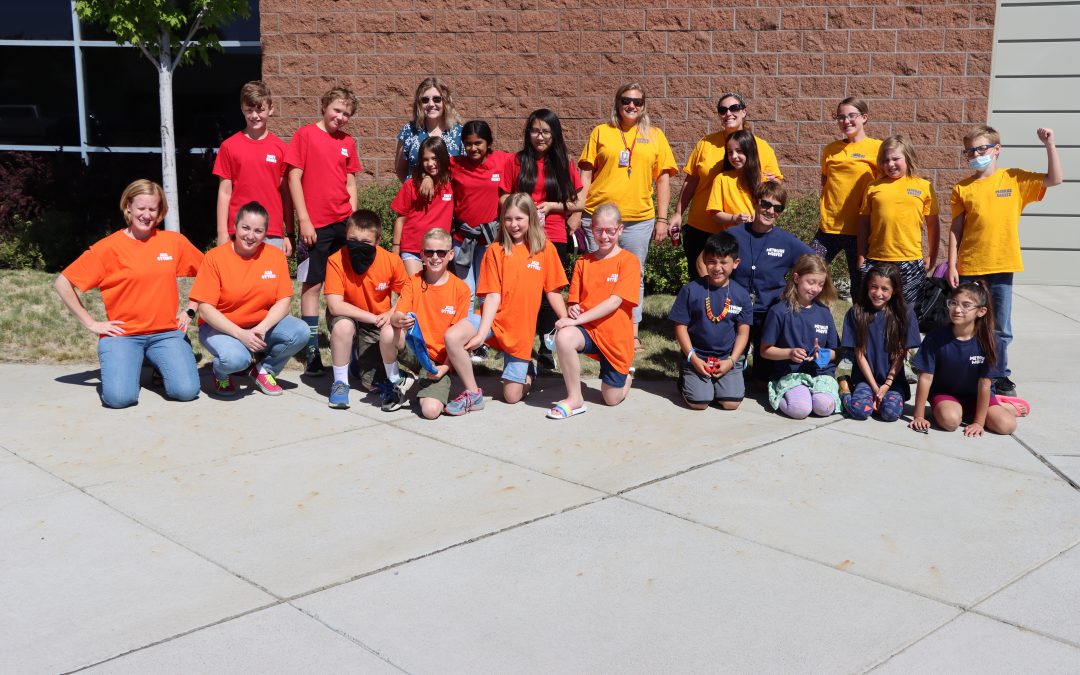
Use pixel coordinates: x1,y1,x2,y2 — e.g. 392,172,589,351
261,0,995,200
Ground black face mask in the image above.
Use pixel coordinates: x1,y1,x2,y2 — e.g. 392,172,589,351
346,240,377,274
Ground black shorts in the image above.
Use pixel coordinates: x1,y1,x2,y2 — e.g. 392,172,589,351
303,220,347,285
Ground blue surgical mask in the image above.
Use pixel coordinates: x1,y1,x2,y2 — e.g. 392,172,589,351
968,154,993,171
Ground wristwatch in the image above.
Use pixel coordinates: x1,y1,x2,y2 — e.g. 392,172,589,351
185,308,197,319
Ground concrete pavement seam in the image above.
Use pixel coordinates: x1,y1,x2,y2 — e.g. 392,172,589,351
286,605,414,674
1012,434,1080,492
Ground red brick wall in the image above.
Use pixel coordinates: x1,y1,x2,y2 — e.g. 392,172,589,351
261,0,994,200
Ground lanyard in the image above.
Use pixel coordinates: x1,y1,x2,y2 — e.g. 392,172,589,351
745,226,773,295
619,127,638,177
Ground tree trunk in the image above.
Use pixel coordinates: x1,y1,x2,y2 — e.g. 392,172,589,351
158,64,180,232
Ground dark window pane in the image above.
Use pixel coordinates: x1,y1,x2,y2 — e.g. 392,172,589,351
0,0,73,40
0,47,79,145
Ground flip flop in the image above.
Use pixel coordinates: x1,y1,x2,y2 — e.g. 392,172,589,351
546,401,587,420
997,395,1031,417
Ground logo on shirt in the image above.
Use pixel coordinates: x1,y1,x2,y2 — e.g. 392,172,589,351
261,270,277,280
441,193,452,201
266,154,278,164
606,273,619,283
527,260,541,271
156,252,173,261
766,247,785,257
491,173,500,182
637,137,650,144
995,189,1013,198
728,304,744,315
814,324,829,335
340,148,349,157
970,355,985,365
906,188,922,197
375,282,389,291
852,153,866,159
440,305,456,315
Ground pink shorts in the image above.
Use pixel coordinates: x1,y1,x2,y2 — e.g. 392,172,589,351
930,393,1001,421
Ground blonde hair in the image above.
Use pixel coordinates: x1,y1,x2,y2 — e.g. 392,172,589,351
411,77,461,131
782,254,837,311
422,227,452,248
240,80,272,108
609,83,651,136
320,86,358,115
119,179,168,226
498,193,547,255
591,202,623,229
964,124,1000,147
877,134,919,177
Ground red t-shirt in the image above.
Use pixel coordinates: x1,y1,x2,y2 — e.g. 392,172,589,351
390,178,454,254
450,150,512,228
213,131,288,237
500,155,583,244
62,229,203,336
189,242,293,328
323,246,408,315
284,123,362,228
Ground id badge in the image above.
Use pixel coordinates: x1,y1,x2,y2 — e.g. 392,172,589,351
749,289,758,305
618,149,630,167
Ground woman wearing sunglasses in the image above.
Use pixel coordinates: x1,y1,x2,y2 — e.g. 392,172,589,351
671,92,784,273
394,77,463,181
574,83,678,348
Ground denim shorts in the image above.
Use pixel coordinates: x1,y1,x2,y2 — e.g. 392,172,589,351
464,314,531,384
577,326,628,388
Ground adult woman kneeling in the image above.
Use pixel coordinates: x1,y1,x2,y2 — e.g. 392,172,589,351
190,201,309,397
54,179,203,408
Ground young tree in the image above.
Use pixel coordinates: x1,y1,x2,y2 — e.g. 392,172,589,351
75,0,250,232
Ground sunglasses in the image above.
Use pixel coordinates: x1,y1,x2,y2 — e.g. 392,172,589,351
422,248,451,258
619,96,644,107
962,143,997,158
420,95,443,104
758,199,785,214
717,103,746,115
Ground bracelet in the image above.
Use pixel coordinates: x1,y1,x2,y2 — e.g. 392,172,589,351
657,217,669,223
686,348,696,362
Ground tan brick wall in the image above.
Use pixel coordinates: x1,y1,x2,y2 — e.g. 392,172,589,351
261,0,995,200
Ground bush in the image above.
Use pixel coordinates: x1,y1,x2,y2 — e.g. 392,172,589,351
356,182,401,249
0,215,46,270
643,238,689,295
775,190,849,286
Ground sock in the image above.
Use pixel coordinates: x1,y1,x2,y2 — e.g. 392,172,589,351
302,315,319,351
384,361,400,383
811,392,835,417
778,386,812,419
332,364,349,384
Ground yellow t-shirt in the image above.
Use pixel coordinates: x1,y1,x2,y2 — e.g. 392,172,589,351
860,175,938,261
950,168,1046,275
704,170,756,234
682,132,782,231
820,137,882,236
580,123,678,221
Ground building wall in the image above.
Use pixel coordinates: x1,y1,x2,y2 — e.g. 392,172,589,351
261,0,996,199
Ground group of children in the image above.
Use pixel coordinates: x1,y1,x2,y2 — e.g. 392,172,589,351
209,81,1058,434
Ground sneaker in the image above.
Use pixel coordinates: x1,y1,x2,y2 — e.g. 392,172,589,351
445,388,484,416
213,374,238,397
470,345,490,363
304,346,325,376
995,376,1017,397
379,374,415,412
328,380,350,409
249,367,283,396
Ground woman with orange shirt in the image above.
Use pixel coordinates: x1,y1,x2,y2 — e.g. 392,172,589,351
190,201,309,397
54,179,203,408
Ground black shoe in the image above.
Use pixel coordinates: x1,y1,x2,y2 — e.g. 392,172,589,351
995,376,1017,396
304,346,325,376
536,352,557,373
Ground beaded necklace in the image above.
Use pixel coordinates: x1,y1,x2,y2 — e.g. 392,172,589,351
704,285,731,322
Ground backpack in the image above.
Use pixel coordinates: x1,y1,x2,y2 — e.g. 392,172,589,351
917,276,951,333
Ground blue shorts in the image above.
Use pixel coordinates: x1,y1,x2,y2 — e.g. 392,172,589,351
401,251,423,264
464,314,531,384
577,326,628,388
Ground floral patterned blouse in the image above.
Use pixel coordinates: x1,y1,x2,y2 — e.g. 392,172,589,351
397,122,463,172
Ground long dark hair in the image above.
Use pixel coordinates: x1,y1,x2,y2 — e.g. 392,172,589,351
852,264,910,368
516,109,575,210
721,129,762,199
410,136,451,185
952,281,998,367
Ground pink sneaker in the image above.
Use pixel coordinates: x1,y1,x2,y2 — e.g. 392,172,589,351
248,366,283,396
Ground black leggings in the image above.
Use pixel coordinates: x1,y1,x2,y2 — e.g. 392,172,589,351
536,241,569,356
681,224,712,278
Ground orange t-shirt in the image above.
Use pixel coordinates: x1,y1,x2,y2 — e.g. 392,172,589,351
476,242,569,359
568,248,640,375
189,242,293,328
62,228,203,336
395,273,472,365
323,246,408,315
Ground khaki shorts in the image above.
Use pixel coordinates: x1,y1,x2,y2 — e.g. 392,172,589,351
414,372,451,404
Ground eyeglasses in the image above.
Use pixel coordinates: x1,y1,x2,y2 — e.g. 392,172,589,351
945,299,983,312
619,96,644,107
962,144,997,158
758,199,785,214
420,95,443,104
591,227,620,237
716,103,746,115
529,128,552,138
835,112,863,122
422,248,451,258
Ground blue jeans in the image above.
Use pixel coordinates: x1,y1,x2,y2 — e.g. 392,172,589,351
199,315,310,379
581,215,654,324
960,272,1013,376
453,241,488,311
97,330,199,408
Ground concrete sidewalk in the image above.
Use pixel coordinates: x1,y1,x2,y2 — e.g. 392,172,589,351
3,285,1079,674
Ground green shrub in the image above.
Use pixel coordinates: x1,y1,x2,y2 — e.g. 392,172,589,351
775,190,849,285
644,238,689,295
357,183,401,249
0,215,46,270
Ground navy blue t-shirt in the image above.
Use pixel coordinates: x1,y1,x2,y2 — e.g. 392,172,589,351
728,223,813,316
911,325,1007,400
761,300,839,378
668,278,752,358
841,306,922,400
